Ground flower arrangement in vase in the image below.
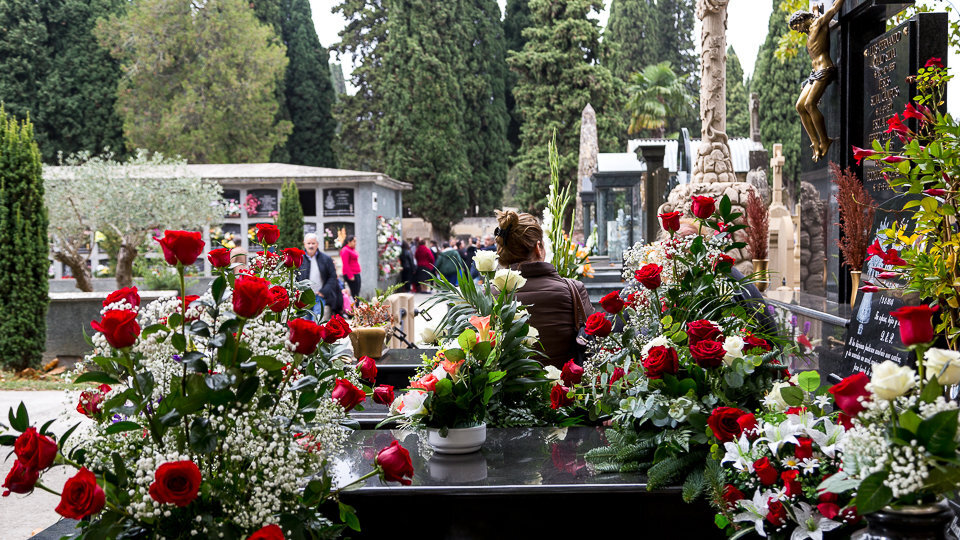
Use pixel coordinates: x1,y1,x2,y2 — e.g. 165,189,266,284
1,229,412,538
349,284,402,359
376,216,402,279
831,162,876,306
745,189,770,291
567,196,787,498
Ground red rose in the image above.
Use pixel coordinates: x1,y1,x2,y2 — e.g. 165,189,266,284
248,524,284,540
690,339,725,369
288,319,325,355
323,315,352,343
609,367,625,386
713,253,735,271
585,312,612,337
149,461,201,507
722,484,744,508
599,291,625,314
744,333,771,352
410,374,438,392
708,407,749,443
737,412,758,437
624,292,641,308
55,468,105,520
15,427,59,471
691,195,716,219
890,305,938,346
267,286,290,313
232,275,272,318
794,436,814,460
686,320,721,346
91,309,140,349
753,457,778,486
373,385,395,405
828,372,871,416
77,384,111,417
2,460,39,496
358,356,378,381
818,503,841,520
837,412,854,429
376,441,414,485
642,345,679,379
282,248,305,268
178,295,201,322
926,56,944,69
550,384,574,409
332,378,366,411
154,230,205,266
255,223,280,245
818,481,839,504
102,286,140,309
782,470,803,498
561,359,584,385
634,263,663,290
766,498,788,526
207,247,232,268
659,211,682,232
293,291,310,310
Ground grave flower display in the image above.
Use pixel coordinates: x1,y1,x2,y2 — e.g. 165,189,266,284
575,196,786,499
1,230,409,537
376,216,402,279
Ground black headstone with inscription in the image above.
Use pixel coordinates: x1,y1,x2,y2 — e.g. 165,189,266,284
323,188,355,217
840,193,922,378
248,189,279,217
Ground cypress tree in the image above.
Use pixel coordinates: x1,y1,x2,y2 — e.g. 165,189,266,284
0,0,48,147
278,0,338,167
35,0,126,162
461,0,510,215
278,180,305,250
379,0,471,237
503,0,532,152
332,0,387,173
752,0,810,188
726,46,750,139
0,107,48,370
508,0,625,213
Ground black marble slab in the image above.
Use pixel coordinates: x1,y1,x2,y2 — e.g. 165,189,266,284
29,519,78,539
334,427,720,538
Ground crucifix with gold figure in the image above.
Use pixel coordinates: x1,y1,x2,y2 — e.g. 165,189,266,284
792,0,844,162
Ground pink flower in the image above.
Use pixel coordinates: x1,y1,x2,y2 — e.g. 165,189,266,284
881,155,907,164
924,188,947,196
851,146,877,165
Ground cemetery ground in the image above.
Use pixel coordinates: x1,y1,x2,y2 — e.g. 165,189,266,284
0,292,444,540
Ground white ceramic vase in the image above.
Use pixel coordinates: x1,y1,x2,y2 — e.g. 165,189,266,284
426,423,486,454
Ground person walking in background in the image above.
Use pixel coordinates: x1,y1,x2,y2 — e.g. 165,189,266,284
340,235,362,298
481,234,496,251
399,241,416,292
297,233,342,321
429,240,440,257
414,238,435,293
434,242,462,286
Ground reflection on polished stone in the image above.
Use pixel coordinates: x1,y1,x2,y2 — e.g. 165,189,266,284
427,452,488,483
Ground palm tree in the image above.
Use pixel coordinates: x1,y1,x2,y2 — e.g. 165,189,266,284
625,61,695,137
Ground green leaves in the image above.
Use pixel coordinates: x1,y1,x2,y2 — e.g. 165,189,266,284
779,385,805,407
74,371,120,385
7,402,29,432
105,421,142,435
797,370,820,392
855,471,893,514
917,409,959,457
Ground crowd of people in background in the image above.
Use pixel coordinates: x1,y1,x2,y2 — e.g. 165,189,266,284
400,234,496,293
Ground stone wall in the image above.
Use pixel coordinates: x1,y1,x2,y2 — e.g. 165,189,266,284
799,182,826,295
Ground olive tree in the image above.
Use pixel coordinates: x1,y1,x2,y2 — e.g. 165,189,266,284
46,150,224,290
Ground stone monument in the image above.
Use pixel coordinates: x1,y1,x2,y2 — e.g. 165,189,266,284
575,104,598,244
766,144,798,290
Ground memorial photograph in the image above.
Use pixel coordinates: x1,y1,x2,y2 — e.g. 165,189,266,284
4,0,960,538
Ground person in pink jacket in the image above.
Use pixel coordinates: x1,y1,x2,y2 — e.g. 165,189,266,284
340,235,362,298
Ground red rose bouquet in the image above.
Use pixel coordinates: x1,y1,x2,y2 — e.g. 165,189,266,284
2,230,406,537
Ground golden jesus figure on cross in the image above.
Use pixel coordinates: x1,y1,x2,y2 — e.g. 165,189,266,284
791,0,845,162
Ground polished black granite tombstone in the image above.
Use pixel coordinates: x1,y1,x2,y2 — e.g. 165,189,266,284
349,348,435,428
335,427,721,539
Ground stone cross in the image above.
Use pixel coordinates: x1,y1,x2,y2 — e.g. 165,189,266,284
750,92,761,143
574,104,598,243
693,0,737,183
770,143,786,206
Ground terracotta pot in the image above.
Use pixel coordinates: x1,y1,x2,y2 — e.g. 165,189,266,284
752,259,769,292
426,423,487,454
862,500,953,539
850,271,862,308
349,327,386,359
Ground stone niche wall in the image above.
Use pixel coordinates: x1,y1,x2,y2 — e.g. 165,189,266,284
799,181,826,295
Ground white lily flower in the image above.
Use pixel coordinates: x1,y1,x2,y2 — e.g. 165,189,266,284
790,502,842,540
757,419,802,455
799,458,819,475
813,395,832,409
721,434,756,472
806,418,844,459
734,489,775,537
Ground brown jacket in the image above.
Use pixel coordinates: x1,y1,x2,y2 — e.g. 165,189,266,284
513,262,594,368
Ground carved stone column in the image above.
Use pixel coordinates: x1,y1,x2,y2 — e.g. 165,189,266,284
575,104,598,243
693,0,736,184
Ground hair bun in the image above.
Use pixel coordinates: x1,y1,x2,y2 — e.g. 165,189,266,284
496,210,519,230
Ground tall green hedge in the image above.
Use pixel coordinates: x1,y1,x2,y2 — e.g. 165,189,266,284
0,107,48,370
278,179,305,250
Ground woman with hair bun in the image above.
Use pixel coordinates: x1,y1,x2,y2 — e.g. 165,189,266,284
494,210,594,368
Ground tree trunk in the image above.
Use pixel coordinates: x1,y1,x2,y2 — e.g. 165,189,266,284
115,240,138,289
54,251,94,292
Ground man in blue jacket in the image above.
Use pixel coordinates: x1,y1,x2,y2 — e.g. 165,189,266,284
296,233,343,321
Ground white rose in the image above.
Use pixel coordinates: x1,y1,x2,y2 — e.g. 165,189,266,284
765,382,792,411
869,360,916,401
544,365,562,382
474,250,499,272
398,391,427,417
722,336,745,366
641,335,672,356
524,325,540,346
924,348,960,385
420,325,438,345
493,268,527,292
